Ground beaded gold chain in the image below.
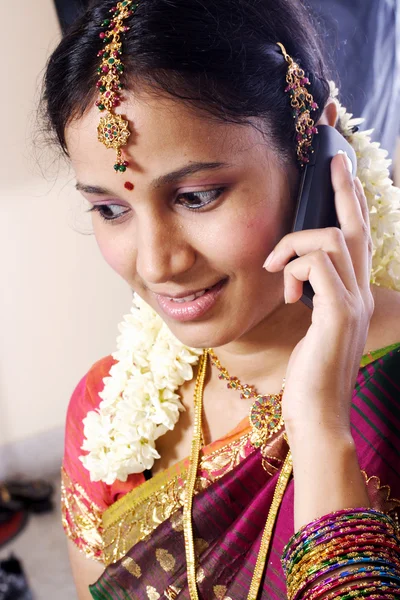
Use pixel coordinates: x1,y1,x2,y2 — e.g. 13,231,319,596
208,349,285,449
183,349,293,599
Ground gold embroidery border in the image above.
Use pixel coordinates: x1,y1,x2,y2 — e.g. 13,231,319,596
102,430,289,565
362,471,400,503
362,470,400,531
61,467,104,561
103,429,252,529
102,455,400,566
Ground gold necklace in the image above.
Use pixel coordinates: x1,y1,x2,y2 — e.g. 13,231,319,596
208,349,285,449
183,349,293,600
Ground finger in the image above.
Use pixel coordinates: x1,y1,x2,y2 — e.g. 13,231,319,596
354,177,370,228
283,249,351,306
264,227,358,295
331,153,370,290
354,177,373,283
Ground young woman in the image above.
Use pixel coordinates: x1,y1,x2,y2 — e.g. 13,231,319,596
43,0,400,598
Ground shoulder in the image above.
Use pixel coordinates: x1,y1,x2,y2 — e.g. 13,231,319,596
367,285,400,352
65,355,117,432
63,355,116,487
61,355,146,561
63,354,146,507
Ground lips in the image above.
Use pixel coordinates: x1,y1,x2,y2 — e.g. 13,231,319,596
168,287,212,303
154,279,228,322
154,280,225,301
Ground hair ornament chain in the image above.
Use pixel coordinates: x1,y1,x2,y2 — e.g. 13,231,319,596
277,42,319,166
96,1,138,172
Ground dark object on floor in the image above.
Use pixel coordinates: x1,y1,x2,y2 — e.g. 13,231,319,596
0,511,29,549
0,555,33,600
0,480,54,514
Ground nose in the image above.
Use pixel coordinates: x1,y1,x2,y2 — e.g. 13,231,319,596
136,214,195,285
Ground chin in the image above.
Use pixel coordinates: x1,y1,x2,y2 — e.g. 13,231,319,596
143,281,279,349
160,317,244,350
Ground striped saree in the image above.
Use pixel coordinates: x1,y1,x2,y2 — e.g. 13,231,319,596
88,342,400,599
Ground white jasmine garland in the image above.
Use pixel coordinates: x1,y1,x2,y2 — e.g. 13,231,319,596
80,83,400,484
330,82,400,289
80,293,202,484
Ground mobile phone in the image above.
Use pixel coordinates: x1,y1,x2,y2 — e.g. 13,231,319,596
292,125,357,309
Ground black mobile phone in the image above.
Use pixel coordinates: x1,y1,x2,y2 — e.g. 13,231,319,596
292,125,357,309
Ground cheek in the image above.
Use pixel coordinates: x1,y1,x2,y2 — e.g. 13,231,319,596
208,211,282,271
93,225,135,279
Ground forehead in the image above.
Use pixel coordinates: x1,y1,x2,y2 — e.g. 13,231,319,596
65,91,270,179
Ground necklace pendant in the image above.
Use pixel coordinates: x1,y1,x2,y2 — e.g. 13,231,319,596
249,393,284,449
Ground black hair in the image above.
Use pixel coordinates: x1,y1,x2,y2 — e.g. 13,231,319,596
43,0,331,166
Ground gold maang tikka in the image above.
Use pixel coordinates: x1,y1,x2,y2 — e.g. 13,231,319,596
96,1,138,172
277,42,319,166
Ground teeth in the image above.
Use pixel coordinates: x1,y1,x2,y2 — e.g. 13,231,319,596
170,288,208,303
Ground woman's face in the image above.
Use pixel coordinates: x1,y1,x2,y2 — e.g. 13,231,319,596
66,91,299,348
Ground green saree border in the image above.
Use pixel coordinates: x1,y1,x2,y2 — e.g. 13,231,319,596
360,341,400,367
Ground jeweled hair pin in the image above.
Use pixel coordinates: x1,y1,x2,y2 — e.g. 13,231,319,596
96,1,138,172
277,42,319,166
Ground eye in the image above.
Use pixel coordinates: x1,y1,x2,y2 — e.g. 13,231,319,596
175,187,226,211
86,204,130,222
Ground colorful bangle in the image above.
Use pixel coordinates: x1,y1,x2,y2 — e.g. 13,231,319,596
301,565,400,600
295,537,400,571
290,535,400,576
285,511,397,567
309,581,400,600
289,543,400,586
288,522,397,568
282,508,400,600
289,561,400,600
283,508,398,569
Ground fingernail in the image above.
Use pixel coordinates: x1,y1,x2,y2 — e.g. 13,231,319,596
337,150,352,173
284,289,288,304
263,250,275,269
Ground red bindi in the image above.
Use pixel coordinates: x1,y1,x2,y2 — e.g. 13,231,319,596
124,181,134,191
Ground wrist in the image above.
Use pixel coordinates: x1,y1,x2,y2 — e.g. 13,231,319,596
289,430,359,476
285,424,354,453
287,429,370,531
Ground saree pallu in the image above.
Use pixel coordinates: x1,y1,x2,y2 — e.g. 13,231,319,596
90,343,400,599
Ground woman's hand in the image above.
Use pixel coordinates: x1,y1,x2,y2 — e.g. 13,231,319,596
264,152,374,438
264,152,374,528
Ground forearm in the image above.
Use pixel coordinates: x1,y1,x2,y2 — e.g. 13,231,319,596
288,429,370,531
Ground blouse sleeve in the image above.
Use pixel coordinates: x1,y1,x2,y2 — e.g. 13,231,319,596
61,355,146,562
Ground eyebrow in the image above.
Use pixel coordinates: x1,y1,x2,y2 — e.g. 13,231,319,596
75,161,232,195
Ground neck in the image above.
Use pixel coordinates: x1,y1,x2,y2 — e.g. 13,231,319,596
212,298,311,390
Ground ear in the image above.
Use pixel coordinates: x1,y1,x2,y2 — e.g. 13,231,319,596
316,98,339,127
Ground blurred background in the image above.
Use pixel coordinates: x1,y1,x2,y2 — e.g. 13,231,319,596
0,0,399,598
0,1,131,598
